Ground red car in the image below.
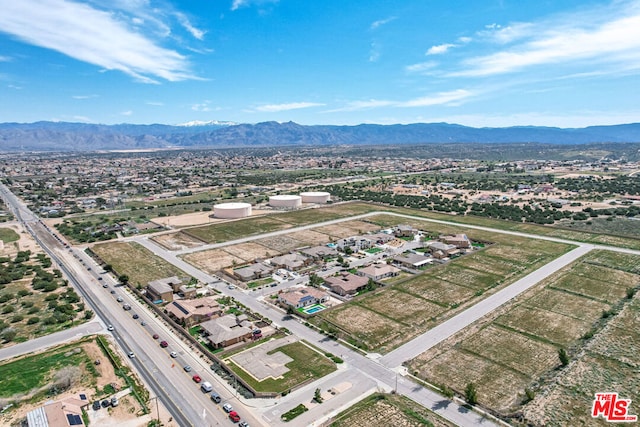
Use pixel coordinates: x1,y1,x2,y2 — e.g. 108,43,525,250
228,411,240,423
152,334,159,339
192,374,202,383
160,340,168,348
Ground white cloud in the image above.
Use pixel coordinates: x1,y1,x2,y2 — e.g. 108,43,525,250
192,101,212,112
120,110,133,116
405,61,438,73
0,55,11,61
370,16,396,30
458,36,472,44
426,43,455,55
231,0,278,11
146,101,164,106
480,22,534,44
8,84,22,90
0,0,197,83
456,3,640,77
255,102,324,112
328,90,473,112
175,12,205,40
398,89,473,107
369,42,381,62
72,94,98,99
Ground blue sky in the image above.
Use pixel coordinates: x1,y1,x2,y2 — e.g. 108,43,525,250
1,0,639,127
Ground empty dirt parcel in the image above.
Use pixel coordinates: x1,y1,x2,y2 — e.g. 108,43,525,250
408,249,640,423
312,216,574,353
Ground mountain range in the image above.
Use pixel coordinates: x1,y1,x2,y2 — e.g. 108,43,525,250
0,120,639,152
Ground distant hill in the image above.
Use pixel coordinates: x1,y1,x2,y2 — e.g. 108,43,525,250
0,120,639,152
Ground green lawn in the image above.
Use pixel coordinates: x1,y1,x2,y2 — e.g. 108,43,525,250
226,341,336,393
0,342,92,397
0,227,19,243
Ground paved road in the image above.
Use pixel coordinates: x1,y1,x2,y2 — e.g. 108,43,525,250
380,244,594,367
0,321,103,361
135,236,499,427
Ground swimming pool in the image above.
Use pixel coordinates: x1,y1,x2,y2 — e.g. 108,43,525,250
303,304,326,314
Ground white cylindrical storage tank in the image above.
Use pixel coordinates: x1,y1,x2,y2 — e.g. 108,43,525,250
213,202,252,219
269,195,302,208
300,191,330,204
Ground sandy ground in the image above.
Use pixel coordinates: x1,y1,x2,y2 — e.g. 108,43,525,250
152,208,273,228
0,222,42,255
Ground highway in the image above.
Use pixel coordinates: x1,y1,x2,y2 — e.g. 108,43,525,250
0,184,263,427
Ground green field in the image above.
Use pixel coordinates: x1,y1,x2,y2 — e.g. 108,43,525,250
0,227,19,243
225,341,336,393
91,241,188,286
409,249,640,417
0,340,93,398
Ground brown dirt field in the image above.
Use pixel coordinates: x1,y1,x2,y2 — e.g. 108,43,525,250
181,249,244,274
151,232,204,250
223,242,271,261
321,305,403,350
415,347,529,411
331,394,456,427
525,288,610,321
314,220,380,239
82,341,122,389
553,272,631,303
459,325,558,377
495,305,590,346
286,229,333,246
0,223,41,255
253,234,305,254
399,277,476,306
360,289,446,325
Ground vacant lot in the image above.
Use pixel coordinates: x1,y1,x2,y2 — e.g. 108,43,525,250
524,293,640,426
314,220,379,239
180,248,244,274
313,218,574,353
225,340,335,394
0,227,20,244
91,242,187,286
151,232,204,250
182,216,292,244
330,393,456,427
409,249,640,416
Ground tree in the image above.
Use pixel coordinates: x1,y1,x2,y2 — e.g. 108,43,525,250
1,327,17,342
313,388,323,404
118,274,129,285
558,348,570,366
465,382,478,405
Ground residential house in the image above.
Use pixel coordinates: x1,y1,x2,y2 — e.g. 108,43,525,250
149,276,184,292
165,296,222,326
147,280,173,303
393,253,433,268
336,236,372,252
325,272,369,296
299,245,338,260
426,242,460,259
367,233,395,245
269,253,311,271
439,233,472,249
233,263,274,282
393,225,415,237
357,263,400,280
26,396,88,427
278,286,329,308
200,314,254,348
178,285,197,298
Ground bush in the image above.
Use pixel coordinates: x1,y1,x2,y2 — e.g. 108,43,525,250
27,317,40,325
10,314,24,323
465,382,478,405
281,404,308,422
559,348,570,366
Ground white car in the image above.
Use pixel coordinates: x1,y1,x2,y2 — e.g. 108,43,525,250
107,325,114,331
222,403,233,413
128,351,135,358
170,351,178,358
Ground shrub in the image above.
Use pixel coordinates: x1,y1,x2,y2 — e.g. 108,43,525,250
27,317,40,325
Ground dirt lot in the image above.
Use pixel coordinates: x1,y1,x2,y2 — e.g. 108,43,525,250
151,231,205,250
314,220,380,239
409,249,640,417
223,242,272,261
330,393,456,427
180,248,244,274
